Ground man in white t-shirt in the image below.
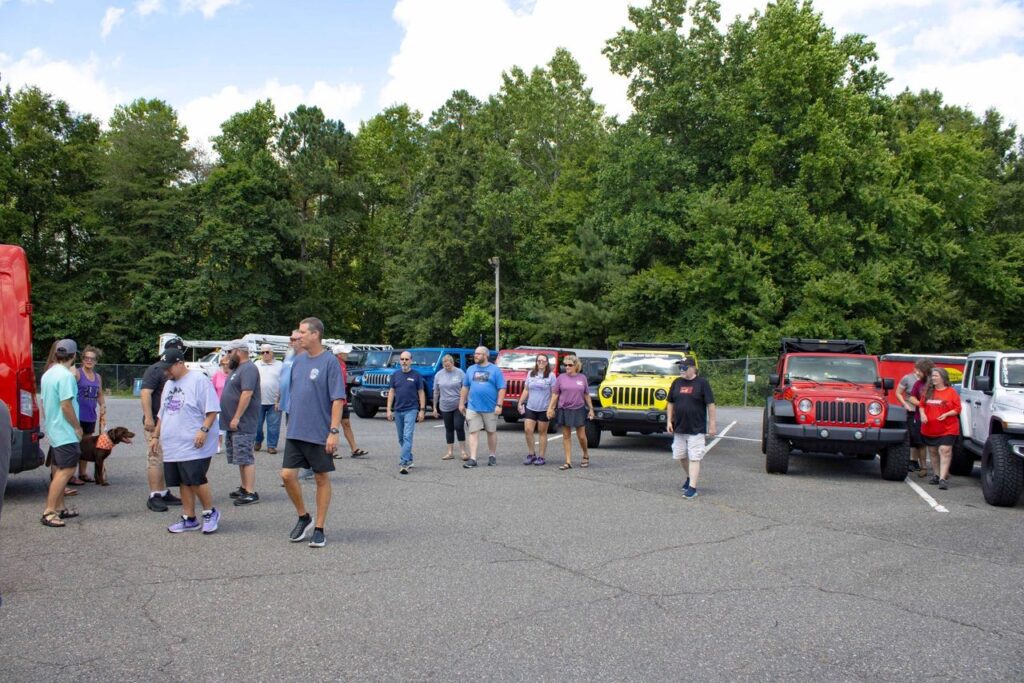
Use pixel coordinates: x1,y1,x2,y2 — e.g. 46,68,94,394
152,348,222,534
254,343,283,454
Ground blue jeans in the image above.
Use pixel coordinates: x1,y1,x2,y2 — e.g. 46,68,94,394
256,404,281,448
394,408,418,465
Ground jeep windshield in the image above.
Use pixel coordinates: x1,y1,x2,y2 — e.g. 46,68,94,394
1001,357,1024,388
786,357,878,384
405,350,442,367
498,351,555,371
364,350,393,369
608,353,685,376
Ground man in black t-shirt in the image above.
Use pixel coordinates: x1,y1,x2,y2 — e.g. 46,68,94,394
665,357,716,499
139,338,184,512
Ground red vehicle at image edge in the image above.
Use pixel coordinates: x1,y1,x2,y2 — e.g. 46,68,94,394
0,245,45,473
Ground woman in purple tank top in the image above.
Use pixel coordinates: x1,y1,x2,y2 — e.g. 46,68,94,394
72,345,106,484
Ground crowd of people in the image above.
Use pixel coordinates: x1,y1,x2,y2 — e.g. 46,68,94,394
896,359,963,490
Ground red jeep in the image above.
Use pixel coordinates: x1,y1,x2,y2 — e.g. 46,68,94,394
761,338,910,480
495,347,575,423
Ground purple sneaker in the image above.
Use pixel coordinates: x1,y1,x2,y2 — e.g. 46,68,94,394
201,508,220,534
533,457,545,466
523,454,537,465
168,516,201,533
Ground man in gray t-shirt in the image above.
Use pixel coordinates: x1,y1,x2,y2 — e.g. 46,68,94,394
219,341,262,506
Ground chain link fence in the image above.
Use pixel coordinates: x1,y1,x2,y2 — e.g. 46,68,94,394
34,363,151,396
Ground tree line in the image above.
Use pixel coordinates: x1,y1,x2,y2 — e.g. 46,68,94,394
2,0,1021,363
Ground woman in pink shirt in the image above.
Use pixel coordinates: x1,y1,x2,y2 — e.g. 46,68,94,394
546,353,596,470
211,354,230,454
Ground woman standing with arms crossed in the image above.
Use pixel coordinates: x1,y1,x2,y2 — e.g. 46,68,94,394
71,346,106,484
920,367,961,490
547,354,595,470
432,354,468,461
518,353,555,466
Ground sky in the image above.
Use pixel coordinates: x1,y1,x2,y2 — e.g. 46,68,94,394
2,0,1023,152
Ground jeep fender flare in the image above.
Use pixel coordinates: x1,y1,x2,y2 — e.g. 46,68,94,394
886,404,908,425
770,398,794,420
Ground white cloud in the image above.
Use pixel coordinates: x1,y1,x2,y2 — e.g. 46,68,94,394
180,79,365,151
911,1,1024,59
136,0,163,16
0,48,125,123
101,6,126,38
380,0,639,121
179,0,239,19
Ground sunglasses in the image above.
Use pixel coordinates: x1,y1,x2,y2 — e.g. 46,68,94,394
83,356,97,361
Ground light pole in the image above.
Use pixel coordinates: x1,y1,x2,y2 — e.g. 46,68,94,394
488,256,500,351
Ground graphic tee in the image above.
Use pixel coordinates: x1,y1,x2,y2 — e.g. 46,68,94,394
553,372,588,410
219,361,261,433
77,370,101,422
159,370,220,462
389,369,426,412
920,386,961,438
524,372,556,412
463,363,506,413
668,376,715,434
286,350,346,445
40,364,79,447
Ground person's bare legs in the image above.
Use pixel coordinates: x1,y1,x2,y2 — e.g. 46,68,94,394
928,446,940,477
486,429,497,457
146,428,167,493
688,460,702,488
280,468,307,516
678,457,690,480
342,418,358,453
313,472,331,528
179,485,196,518
939,445,953,480
537,421,549,458
467,430,480,460
576,426,589,463
240,463,256,492
45,466,75,514
196,483,213,511
562,426,572,464
523,419,537,455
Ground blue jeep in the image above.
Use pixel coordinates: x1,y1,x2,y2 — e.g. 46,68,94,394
350,347,482,418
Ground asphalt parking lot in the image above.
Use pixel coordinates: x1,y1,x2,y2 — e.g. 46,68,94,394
1,398,1022,681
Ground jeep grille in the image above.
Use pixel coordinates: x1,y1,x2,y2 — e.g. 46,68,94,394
362,372,390,387
505,379,524,398
610,386,656,408
815,400,867,424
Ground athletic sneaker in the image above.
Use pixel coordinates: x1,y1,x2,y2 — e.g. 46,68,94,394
298,469,315,480
682,486,698,499
147,494,168,512
928,475,940,485
463,459,478,468
202,508,220,534
524,454,537,465
399,464,409,475
234,491,260,506
680,478,690,491
289,514,314,542
168,516,201,533
487,455,496,466
309,528,326,548
938,478,949,490
228,486,246,499
162,491,182,506
533,457,545,466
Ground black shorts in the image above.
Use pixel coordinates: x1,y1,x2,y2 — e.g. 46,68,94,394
923,434,958,447
557,407,587,428
283,439,336,474
163,457,211,487
522,408,549,423
342,404,351,420
80,421,96,436
49,443,81,469
907,419,924,447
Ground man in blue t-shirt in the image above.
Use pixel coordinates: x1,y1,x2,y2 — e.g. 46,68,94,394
280,317,346,548
386,351,427,474
40,339,84,527
459,346,506,468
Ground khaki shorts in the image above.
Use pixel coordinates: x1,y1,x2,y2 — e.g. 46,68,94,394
672,433,706,461
466,409,498,433
145,427,163,468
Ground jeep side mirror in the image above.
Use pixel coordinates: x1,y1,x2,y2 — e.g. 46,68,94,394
975,376,992,393
882,378,894,390
769,373,779,386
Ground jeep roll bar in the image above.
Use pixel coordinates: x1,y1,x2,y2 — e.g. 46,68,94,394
779,338,867,355
616,342,691,351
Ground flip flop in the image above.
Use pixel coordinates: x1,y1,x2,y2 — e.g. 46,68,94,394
68,477,87,486
79,475,96,483
63,487,78,497
351,449,368,458
59,509,80,519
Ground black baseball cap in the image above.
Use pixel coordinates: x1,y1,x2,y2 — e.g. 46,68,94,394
158,347,185,368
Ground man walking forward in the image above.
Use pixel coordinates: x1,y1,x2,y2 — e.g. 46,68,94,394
459,346,506,468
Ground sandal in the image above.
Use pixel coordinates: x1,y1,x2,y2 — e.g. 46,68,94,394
64,487,78,497
59,509,80,519
79,474,96,483
581,456,590,468
351,449,368,458
331,452,345,460
41,511,65,527
559,463,572,470
461,454,470,461
68,477,87,486
441,453,454,460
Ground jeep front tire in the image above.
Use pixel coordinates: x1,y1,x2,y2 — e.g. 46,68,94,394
584,420,601,448
352,397,378,419
880,441,911,481
981,434,1023,507
764,420,790,474
948,438,974,476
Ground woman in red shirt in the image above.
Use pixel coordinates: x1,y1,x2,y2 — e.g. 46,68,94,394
919,368,961,490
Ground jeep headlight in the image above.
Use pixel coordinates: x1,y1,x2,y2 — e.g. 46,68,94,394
868,401,883,416
798,399,812,412
353,376,362,385
655,389,667,400
601,387,613,398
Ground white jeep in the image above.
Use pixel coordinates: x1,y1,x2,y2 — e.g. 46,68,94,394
954,351,1024,506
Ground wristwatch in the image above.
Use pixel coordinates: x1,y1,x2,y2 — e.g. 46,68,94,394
329,427,340,434
200,426,209,433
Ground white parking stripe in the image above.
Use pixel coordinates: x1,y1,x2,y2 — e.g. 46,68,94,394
905,477,949,512
709,433,760,442
548,434,563,442
705,421,737,452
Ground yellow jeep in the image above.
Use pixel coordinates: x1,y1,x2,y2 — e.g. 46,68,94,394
587,342,697,447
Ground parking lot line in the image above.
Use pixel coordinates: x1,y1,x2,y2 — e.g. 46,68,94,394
706,421,737,452
711,433,760,442
904,477,949,512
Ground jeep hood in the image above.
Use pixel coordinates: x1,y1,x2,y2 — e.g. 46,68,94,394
995,392,1024,413
786,382,884,400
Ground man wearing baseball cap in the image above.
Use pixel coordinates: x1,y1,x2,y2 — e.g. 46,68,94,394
39,339,84,527
140,338,185,512
665,356,716,499
220,339,261,506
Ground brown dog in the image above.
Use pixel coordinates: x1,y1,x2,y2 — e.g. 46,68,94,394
79,427,135,486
